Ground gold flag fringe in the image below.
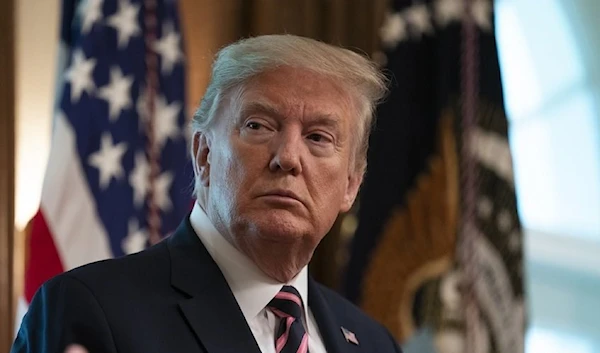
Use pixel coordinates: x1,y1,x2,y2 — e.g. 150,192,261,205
360,111,459,342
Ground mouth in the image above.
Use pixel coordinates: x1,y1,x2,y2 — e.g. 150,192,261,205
259,189,305,206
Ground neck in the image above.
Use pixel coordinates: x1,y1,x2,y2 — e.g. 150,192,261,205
231,232,313,283
196,199,315,283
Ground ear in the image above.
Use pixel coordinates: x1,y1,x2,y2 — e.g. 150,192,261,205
192,132,211,187
340,170,363,213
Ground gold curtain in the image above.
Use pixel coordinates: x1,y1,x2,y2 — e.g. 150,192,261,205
0,0,15,349
178,0,387,289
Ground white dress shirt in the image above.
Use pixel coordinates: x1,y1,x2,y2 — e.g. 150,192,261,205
189,203,328,353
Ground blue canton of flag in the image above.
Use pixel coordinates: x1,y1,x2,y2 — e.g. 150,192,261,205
59,0,192,257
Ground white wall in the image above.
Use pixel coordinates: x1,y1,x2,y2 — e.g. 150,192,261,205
14,0,60,229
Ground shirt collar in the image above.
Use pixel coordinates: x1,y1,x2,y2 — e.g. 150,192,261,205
189,202,309,322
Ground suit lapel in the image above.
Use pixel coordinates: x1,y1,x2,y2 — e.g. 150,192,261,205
308,277,362,353
167,217,262,353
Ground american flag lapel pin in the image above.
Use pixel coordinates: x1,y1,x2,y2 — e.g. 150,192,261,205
341,326,359,346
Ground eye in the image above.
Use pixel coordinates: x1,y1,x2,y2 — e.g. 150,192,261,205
246,121,263,130
307,133,332,143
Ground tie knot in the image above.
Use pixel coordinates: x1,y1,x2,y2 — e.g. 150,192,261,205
267,285,304,320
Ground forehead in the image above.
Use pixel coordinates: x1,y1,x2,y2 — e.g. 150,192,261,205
239,67,355,119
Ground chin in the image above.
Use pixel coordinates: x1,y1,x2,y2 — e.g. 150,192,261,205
244,209,312,243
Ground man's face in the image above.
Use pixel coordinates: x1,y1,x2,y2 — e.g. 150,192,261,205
196,66,362,264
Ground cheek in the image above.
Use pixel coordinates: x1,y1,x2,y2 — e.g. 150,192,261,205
209,141,237,192
211,141,257,201
312,164,349,208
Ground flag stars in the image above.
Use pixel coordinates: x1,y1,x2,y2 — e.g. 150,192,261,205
136,90,182,148
380,12,409,48
88,133,128,189
155,171,174,212
65,49,96,102
98,66,134,121
497,209,513,233
434,0,464,26
154,22,184,74
122,218,148,254
371,51,388,68
472,0,493,31
405,3,434,38
155,95,182,148
379,0,494,47
129,151,150,208
380,4,434,47
107,0,141,49
80,0,104,34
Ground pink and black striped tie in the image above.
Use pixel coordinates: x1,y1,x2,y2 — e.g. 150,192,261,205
268,285,309,353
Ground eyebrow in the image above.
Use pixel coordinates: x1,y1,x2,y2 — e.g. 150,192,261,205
307,116,342,134
240,101,342,131
239,101,285,121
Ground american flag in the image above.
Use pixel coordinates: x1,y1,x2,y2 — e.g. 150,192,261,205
16,0,191,333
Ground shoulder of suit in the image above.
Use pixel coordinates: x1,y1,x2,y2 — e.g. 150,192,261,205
314,282,391,331
314,283,401,351
52,239,171,290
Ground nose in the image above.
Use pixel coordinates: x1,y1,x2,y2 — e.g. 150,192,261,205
269,131,303,175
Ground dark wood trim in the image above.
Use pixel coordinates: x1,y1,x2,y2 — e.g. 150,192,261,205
0,0,16,349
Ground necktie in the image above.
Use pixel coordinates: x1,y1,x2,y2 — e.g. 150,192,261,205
267,285,309,353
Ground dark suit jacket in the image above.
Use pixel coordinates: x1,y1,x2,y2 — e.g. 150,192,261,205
11,216,402,353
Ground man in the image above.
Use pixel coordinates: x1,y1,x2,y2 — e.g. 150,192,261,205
12,34,401,353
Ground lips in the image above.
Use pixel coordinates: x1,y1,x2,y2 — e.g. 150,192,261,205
259,189,304,205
